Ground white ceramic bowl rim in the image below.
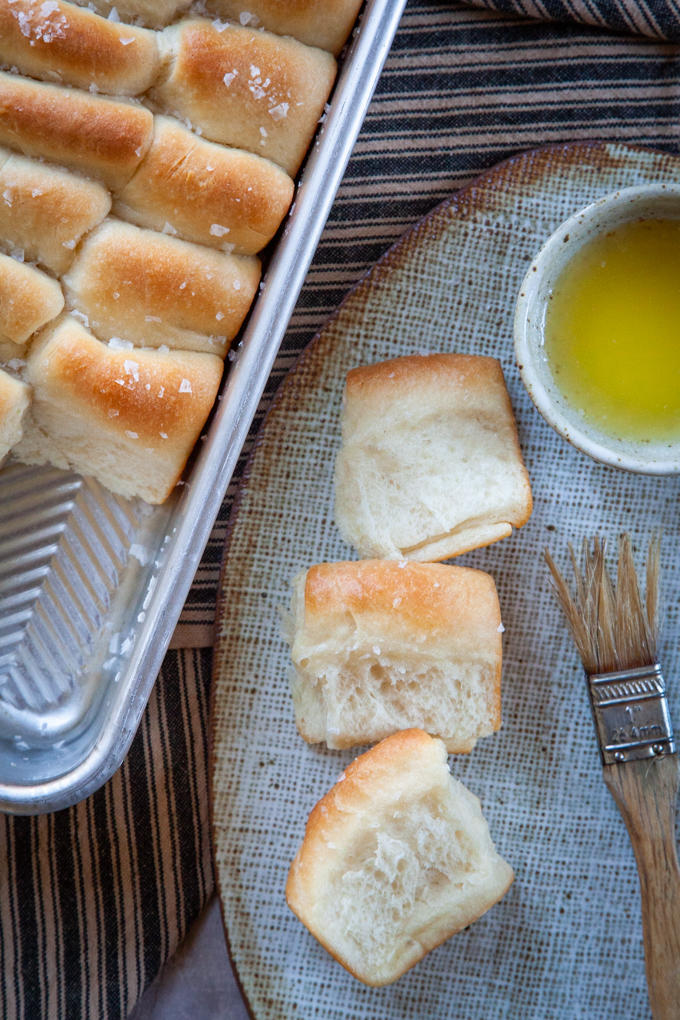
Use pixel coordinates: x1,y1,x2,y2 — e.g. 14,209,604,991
514,182,680,475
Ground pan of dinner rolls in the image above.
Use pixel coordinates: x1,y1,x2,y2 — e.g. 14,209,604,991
0,0,404,816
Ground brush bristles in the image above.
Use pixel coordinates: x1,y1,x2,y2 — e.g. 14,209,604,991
545,532,660,675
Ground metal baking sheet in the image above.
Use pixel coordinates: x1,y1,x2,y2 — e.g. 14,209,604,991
0,0,408,814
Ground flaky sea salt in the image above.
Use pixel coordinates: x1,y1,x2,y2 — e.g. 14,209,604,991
108,336,133,349
123,358,139,381
210,223,229,236
269,102,288,121
223,70,237,87
179,378,192,393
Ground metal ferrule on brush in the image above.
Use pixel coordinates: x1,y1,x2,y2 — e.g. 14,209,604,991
586,662,675,765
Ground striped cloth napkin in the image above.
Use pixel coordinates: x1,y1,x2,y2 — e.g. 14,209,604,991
2,1,680,1016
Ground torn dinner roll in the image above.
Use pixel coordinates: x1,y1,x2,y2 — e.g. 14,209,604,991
0,71,153,189
68,0,191,29
0,148,111,274
0,252,63,343
283,560,502,753
62,218,260,355
14,314,223,503
114,115,293,255
0,0,161,96
286,728,514,987
334,353,533,562
203,0,362,56
154,20,336,176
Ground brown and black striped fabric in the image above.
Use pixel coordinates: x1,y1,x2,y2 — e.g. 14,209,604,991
3,1,680,1017
464,0,680,43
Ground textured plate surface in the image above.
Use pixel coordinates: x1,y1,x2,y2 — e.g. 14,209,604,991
212,142,680,1020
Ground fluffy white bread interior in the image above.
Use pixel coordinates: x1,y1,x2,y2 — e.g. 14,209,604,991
286,728,514,987
0,366,30,460
283,560,502,752
63,218,261,355
203,0,362,55
0,252,64,344
0,148,111,275
154,20,336,176
0,0,161,96
334,353,533,561
14,314,223,503
114,115,294,256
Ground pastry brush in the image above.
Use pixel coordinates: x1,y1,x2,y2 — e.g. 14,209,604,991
545,533,680,1020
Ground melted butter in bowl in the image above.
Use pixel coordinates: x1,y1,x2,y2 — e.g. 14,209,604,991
545,218,680,445
515,183,680,474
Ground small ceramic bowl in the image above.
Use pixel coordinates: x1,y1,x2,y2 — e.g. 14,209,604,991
514,182,680,474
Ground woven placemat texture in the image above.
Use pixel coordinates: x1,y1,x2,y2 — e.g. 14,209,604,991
3,0,680,1017
462,0,680,43
212,142,680,1020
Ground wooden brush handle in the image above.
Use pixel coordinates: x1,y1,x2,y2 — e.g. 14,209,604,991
603,754,680,1020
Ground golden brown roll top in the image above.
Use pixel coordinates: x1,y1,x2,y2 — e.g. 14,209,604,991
203,0,362,55
154,20,336,176
286,560,502,753
0,71,153,189
0,0,161,95
16,314,224,503
62,218,261,355
0,252,64,343
0,147,111,273
114,115,293,255
68,0,191,29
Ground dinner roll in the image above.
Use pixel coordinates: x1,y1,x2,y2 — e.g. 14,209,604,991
0,0,161,95
62,218,260,355
334,353,533,561
283,560,502,752
0,252,63,343
114,115,293,255
0,71,153,189
286,728,514,987
0,148,111,273
154,20,336,176
68,0,191,29
203,0,362,55
15,314,223,503
0,364,29,459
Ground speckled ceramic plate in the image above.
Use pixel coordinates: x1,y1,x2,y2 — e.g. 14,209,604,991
212,143,680,1020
